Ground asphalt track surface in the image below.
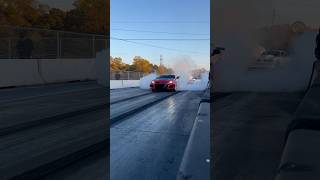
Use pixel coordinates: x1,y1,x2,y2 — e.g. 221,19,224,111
0,81,107,180
110,90,203,180
36,87,203,180
212,92,304,180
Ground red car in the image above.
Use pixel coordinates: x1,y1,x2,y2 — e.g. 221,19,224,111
150,75,179,92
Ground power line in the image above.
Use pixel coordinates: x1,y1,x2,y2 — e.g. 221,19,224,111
111,36,207,55
111,28,209,36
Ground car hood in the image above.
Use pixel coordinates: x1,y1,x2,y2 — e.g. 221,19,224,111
153,79,173,83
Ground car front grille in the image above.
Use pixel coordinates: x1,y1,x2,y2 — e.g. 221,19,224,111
155,84,166,89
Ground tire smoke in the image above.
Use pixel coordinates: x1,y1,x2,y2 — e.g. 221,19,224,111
139,57,209,91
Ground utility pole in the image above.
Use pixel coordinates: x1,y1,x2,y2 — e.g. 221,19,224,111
160,55,163,66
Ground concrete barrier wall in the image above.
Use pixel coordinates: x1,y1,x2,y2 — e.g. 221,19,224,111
0,60,43,87
0,59,96,87
40,59,96,82
110,80,140,89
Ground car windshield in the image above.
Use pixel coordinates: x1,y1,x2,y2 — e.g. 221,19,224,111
156,75,175,79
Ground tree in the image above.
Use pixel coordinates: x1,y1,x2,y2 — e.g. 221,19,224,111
64,9,85,32
127,64,137,71
132,56,153,73
46,8,66,30
0,0,106,34
71,0,106,34
157,64,169,75
110,56,127,71
109,55,174,75
0,0,42,27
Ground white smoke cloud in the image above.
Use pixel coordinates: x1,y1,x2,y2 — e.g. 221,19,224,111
212,0,318,92
213,32,317,92
139,56,209,91
139,73,157,89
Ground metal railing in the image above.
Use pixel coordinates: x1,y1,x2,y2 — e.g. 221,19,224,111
110,71,145,80
0,25,108,59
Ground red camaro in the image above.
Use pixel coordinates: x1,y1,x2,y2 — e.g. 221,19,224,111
150,75,179,92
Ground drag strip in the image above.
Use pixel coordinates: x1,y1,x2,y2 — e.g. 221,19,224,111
110,91,179,125
110,91,203,180
0,108,107,179
110,89,152,104
0,87,107,136
110,92,151,105
0,103,107,137
110,88,144,97
213,92,303,180
0,82,108,179
0,81,101,104
41,149,108,180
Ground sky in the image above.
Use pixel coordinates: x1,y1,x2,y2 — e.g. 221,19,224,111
110,0,210,70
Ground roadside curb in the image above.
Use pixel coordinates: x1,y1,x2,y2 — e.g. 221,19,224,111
177,90,210,180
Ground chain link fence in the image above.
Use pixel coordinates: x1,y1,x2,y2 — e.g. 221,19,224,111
0,25,108,59
110,71,145,80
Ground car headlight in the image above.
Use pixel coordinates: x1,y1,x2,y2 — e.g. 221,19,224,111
168,81,173,84
151,81,155,84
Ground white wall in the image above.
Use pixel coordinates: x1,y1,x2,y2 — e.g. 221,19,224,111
0,59,96,87
110,80,140,89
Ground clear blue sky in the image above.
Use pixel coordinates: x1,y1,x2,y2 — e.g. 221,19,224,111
111,0,210,70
